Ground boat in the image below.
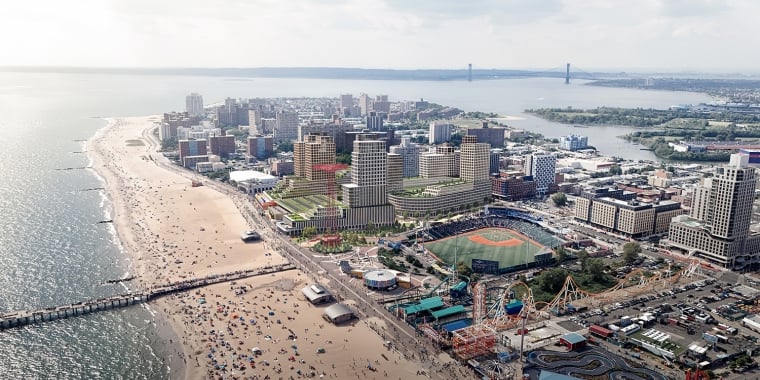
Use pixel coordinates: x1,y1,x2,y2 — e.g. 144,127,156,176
573,125,589,128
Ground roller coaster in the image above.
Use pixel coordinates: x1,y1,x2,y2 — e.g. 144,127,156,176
419,258,708,360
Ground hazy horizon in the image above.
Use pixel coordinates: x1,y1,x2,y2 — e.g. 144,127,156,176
3,0,760,74
4,65,760,77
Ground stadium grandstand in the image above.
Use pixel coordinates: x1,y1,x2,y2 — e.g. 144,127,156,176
421,209,562,249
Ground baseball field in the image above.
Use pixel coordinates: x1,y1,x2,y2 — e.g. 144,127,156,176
425,227,546,270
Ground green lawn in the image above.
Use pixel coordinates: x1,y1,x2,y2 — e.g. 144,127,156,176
425,228,544,269
277,195,330,214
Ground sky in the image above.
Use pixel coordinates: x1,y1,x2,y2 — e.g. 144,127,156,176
1,0,757,73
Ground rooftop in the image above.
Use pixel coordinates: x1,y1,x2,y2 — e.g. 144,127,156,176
561,332,587,345
230,170,277,183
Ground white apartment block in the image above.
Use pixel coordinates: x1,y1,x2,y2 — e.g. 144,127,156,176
185,93,204,117
429,122,453,144
524,153,556,195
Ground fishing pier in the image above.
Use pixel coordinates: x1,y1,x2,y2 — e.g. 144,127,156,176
0,263,296,330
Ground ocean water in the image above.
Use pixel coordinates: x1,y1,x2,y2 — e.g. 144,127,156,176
0,72,712,378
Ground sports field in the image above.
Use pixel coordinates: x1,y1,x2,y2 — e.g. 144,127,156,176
425,227,546,270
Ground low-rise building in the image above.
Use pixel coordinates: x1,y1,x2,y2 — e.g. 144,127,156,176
230,170,279,194
301,284,332,305
323,303,355,324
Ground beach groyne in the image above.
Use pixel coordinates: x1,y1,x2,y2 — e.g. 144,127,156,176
0,263,296,331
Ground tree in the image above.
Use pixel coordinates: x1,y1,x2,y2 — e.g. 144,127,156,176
160,136,178,151
622,242,642,264
577,249,590,270
366,220,376,234
539,268,568,293
551,192,567,207
301,226,317,239
609,165,623,176
586,258,605,281
456,261,473,278
276,140,294,153
555,247,569,263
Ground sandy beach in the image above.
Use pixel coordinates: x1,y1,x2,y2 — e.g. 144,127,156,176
88,116,444,380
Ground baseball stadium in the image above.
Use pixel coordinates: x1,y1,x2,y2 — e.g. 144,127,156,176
422,206,562,274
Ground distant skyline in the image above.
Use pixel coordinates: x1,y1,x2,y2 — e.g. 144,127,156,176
2,0,759,73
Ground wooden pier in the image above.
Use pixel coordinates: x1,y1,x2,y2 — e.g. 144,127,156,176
0,263,296,331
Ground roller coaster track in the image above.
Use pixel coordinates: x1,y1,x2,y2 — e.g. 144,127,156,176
481,265,690,331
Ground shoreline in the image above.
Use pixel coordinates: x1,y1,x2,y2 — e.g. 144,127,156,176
88,117,187,380
89,116,439,380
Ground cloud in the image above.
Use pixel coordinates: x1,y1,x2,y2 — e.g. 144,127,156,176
382,0,565,24
2,0,760,72
657,0,731,18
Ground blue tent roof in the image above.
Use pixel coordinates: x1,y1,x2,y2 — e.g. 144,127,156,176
441,319,471,332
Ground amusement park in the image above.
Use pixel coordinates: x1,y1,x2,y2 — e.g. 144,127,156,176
307,204,760,380
257,174,760,380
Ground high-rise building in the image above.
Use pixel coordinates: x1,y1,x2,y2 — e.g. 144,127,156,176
339,94,354,114
217,97,238,126
389,137,421,177
366,111,384,131
420,145,457,178
559,134,589,151
208,135,236,158
524,153,556,196
247,135,273,160
429,122,453,144
459,136,490,184
343,135,387,208
386,153,403,192
372,95,390,114
294,134,336,181
667,153,760,269
185,93,204,117
489,149,501,175
274,110,299,142
358,93,371,116
466,122,506,148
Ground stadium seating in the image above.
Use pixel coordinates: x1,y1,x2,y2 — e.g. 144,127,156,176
423,214,562,248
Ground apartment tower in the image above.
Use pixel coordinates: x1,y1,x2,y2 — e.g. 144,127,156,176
185,93,204,117
668,153,760,269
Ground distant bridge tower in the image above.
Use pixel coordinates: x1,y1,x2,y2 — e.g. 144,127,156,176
565,63,570,84
468,63,472,82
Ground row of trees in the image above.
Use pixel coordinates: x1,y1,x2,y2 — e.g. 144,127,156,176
528,106,760,127
539,243,642,297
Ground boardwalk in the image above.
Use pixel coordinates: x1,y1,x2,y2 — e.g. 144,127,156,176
0,263,296,330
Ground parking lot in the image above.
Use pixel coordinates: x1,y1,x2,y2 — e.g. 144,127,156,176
550,273,760,378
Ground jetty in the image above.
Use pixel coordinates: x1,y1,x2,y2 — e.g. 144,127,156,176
0,263,296,331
